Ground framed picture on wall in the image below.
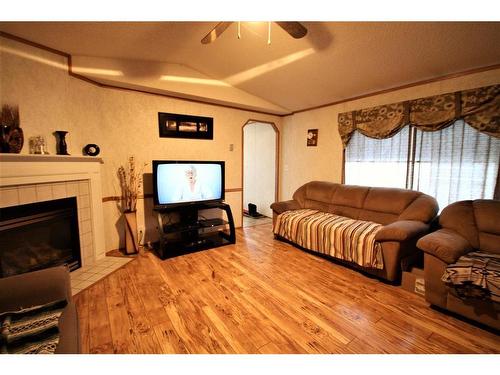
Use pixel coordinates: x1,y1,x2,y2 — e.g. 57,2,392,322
158,112,213,140
307,129,318,146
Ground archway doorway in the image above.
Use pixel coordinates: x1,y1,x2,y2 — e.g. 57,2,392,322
242,120,279,228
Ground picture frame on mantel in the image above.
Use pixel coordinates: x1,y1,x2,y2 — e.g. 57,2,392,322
158,112,214,140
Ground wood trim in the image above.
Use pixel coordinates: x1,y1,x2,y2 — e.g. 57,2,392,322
0,31,70,57
102,196,121,203
225,188,243,193
102,190,241,202
288,63,500,116
0,31,284,118
241,119,280,221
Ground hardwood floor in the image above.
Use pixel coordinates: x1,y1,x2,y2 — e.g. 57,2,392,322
74,224,500,354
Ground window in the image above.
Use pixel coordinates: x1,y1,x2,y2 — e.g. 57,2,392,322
345,126,409,188
345,120,500,209
412,119,500,210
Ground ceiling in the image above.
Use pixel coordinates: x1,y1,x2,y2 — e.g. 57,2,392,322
1,22,499,115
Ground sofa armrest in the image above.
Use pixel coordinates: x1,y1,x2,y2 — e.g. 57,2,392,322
0,266,72,313
375,220,429,242
416,229,474,264
270,200,301,215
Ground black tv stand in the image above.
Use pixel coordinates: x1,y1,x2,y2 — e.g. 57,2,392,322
154,201,235,259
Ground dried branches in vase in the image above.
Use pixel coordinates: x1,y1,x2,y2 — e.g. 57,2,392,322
118,156,147,213
118,156,147,255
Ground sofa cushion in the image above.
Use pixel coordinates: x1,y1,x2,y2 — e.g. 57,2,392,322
270,200,300,215
331,184,369,209
417,228,474,264
305,181,338,203
55,302,80,354
358,210,399,226
363,187,420,215
398,195,439,222
439,201,479,249
328,204,362,220
376,220,429,242
473,200,500,255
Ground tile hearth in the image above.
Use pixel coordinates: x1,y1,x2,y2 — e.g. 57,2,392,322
70,256,133,295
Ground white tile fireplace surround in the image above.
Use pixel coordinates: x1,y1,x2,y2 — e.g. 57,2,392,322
0,154,106,267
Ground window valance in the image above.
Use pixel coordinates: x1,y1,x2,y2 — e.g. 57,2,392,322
338,84,500,147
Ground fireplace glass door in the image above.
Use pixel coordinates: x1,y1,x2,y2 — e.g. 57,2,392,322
0,197,81,278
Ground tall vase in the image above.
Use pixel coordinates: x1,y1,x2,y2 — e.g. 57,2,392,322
55,130,69,155
124,210,139,254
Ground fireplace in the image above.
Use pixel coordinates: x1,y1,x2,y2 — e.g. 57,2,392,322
0,197,81,278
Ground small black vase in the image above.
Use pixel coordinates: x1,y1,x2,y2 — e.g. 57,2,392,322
54,130,69,155
0,125,11,153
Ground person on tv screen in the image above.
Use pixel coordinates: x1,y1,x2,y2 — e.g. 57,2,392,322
176,165,213,201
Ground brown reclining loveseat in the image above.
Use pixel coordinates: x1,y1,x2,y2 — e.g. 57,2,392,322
417,200,500,330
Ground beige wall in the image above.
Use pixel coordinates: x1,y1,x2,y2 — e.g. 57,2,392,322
280,68,500,200
0,36,282,252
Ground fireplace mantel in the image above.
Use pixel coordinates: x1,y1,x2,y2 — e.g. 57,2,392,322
0,154,103,163
0,153,106,263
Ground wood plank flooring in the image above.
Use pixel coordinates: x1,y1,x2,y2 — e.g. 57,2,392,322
74,224,500,353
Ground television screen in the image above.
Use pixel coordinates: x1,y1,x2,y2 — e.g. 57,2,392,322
153,161,224,206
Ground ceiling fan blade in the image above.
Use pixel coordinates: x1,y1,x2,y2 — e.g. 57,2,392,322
276,22,308,39
201,22,233,44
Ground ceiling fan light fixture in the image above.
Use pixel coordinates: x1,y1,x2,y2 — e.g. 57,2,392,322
201,21,307,45
268,22,271,45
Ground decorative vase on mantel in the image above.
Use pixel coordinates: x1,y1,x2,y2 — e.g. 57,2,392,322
54,130,70,155
124,210,139,255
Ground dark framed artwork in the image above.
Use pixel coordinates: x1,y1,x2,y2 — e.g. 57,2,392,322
307,129,318,146
158,112,213,140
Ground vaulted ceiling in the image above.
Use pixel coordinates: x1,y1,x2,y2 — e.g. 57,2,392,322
1,22,499,115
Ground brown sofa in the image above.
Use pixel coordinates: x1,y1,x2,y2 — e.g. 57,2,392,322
0,266,80,353
417,200,500,330
271,181,438,282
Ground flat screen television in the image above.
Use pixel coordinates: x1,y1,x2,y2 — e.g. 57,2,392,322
153,160,225,208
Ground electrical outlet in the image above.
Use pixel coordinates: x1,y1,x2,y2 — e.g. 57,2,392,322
415,278,425,295
138,227,145,245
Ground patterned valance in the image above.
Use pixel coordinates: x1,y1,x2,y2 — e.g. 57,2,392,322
338,84,500,147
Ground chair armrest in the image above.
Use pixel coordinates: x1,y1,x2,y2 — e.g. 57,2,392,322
0,266,72,312
270,200,301,215
416,228,474,264
375,220,429,242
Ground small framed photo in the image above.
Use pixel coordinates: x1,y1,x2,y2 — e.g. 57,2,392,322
159,112,213,140
307,129,318,146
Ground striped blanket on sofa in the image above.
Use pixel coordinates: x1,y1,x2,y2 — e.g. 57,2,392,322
274,209,384,269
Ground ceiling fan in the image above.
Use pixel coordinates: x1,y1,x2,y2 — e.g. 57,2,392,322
201,22,307,44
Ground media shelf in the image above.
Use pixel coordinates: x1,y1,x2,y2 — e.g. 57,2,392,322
154,201,235,259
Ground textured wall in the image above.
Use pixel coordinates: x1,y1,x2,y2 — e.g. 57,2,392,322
0,36,282,251
280,68,500,200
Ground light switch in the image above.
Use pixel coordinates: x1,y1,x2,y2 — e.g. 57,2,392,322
229,144,234,151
